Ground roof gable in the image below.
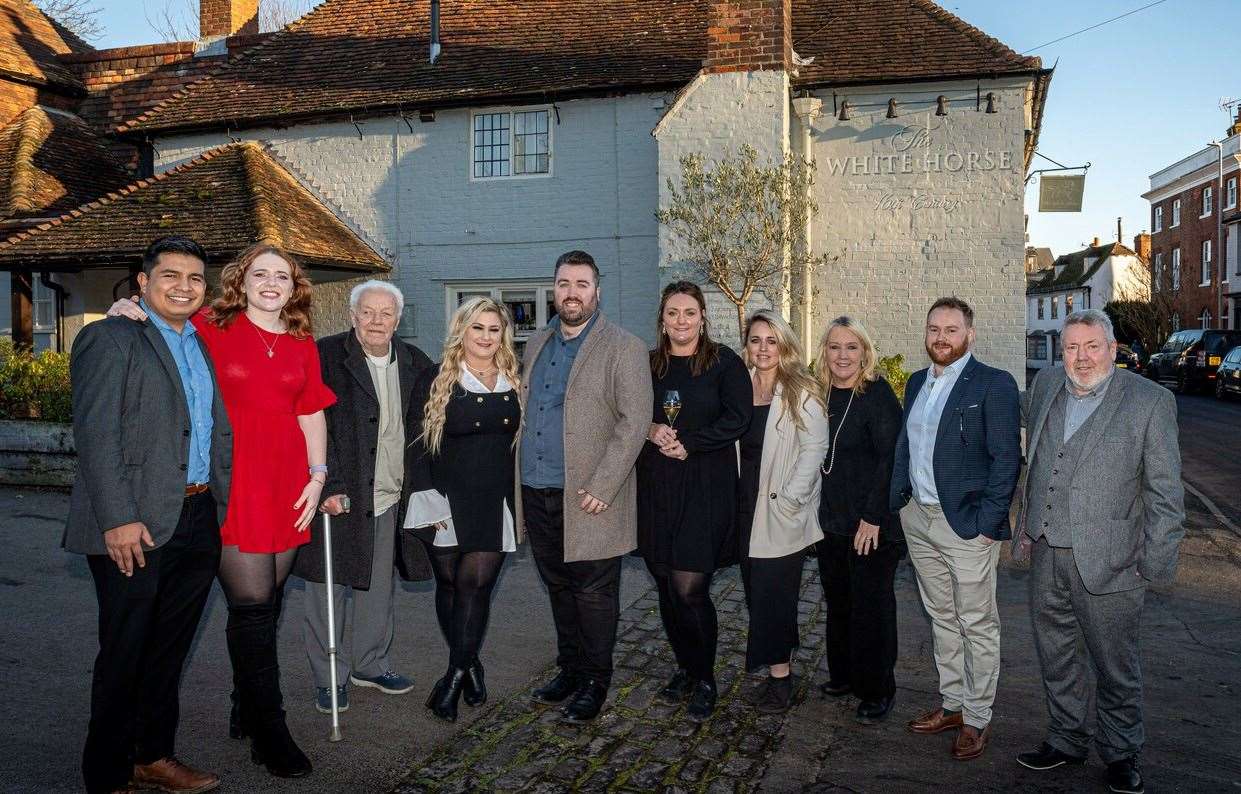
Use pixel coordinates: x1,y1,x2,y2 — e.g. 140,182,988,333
0,140,388,272
1027,242,1137,294
0,0,91,92
124,0,1041,135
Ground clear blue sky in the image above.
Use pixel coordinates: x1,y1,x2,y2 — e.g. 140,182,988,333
93,0,1236,259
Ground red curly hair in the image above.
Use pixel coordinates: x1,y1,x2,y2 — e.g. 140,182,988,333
209,242,314,338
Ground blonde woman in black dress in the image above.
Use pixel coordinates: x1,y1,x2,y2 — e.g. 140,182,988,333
405,297,522,722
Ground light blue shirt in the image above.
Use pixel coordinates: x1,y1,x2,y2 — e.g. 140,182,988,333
906,351,972,505
142,300,214,484
1063,368,1113,442
520,313,598,489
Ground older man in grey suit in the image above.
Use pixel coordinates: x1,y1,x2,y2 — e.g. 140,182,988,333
1013,309,1184,794
66,236,232,794
520,250,652,723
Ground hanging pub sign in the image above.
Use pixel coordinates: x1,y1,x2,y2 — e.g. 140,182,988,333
1039,174,1086,212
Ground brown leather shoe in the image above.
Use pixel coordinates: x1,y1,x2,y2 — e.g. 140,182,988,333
951,724,991,761
907,707,964,734
131,757,220,794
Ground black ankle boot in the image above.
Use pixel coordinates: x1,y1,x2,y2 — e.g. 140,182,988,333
686,679,718,722
463,658,487,707
428,667,468,723
228,688,246,740
228,603,312,778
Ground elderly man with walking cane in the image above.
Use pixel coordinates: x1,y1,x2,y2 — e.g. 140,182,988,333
1012,309,1185,794
293,280,434,714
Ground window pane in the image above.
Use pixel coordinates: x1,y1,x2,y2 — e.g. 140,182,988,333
472,113,510,178
513,110,550,174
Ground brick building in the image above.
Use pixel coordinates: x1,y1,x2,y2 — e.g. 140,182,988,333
0,0,1052,382
1142,110,1241,331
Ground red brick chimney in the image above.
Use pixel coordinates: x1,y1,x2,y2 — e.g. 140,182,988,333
704,0,791,74
1133,232,1151,263
200,0,258,40
1229,108,1241,138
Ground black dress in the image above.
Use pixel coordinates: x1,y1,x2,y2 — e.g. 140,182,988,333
637,346,752,572
817,379,904,542
736,403,770,560
410,366,521,552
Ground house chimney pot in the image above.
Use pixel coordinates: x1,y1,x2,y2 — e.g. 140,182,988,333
1229,107,1241,138
1133,232,1151,263
1092,236,1100,247
199,0,258,42
430,0,441,63
704,0,791,74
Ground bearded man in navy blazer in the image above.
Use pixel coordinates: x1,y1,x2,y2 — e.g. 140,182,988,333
889,296,1021,761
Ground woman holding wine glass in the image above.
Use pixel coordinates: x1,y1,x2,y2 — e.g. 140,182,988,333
637,281,751,721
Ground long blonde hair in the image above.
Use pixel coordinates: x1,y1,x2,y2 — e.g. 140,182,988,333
421,297,521,455
743,309,823,431
816,316,879,395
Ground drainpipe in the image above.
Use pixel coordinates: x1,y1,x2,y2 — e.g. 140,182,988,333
791,94,822,356
1208,140,1223,328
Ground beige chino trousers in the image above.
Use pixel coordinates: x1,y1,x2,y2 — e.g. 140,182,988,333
900,500,1002,729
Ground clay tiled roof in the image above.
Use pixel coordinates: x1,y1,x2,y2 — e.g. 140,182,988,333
0,105,128,219
123,0,1041,135
1026,242,1138,295
0,0,91,92
0,141,388,272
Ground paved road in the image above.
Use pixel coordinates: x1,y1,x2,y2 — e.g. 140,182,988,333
1175,392,1241,530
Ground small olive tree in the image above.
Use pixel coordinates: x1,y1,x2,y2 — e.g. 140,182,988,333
656,145,833,339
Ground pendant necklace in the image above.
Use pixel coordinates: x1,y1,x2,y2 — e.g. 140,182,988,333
820,387,855,476
251,321,279,358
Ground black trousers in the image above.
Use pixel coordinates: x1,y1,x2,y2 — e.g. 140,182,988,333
815,532,902,701
82,491,221,794
523,486,622,687
741,549,806,671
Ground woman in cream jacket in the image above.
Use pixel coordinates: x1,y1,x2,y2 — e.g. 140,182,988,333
736,309,829,713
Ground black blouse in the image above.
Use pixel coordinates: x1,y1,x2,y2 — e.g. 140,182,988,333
817,377,904,540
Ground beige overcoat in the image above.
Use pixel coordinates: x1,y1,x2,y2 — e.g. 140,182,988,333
516,314,653,562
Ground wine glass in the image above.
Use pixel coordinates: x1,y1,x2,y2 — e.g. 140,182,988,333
663,390,682,427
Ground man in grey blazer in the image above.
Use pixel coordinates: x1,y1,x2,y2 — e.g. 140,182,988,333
65,237,232,794
1013,309,1184,794
519,250,652,723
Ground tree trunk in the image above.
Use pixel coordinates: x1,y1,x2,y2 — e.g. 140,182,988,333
735,300,746,346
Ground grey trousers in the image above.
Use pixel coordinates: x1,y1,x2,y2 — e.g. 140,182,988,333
303,506,398,689
1030,539,1146,762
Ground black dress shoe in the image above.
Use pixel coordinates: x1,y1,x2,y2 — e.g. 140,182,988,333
755,675,793,714
427,667,467,723
686,680,717,722
561,680,608,723
463,658,487,707
818,679,850,698
855,695,895,724
657,669,694,703
532,669,579,704
1106,757,1144,794
1017,742,1087,771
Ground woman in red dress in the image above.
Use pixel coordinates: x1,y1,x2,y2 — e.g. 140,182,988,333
115,242,335,777
196,243,335,778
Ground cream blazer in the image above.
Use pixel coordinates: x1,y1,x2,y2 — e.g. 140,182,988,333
747,383,830,558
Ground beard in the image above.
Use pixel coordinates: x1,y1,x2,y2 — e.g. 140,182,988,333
556,295,597,327
1066,362,1113,393
926,338,969,367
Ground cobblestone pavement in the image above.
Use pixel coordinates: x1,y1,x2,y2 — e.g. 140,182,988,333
394,562,828,793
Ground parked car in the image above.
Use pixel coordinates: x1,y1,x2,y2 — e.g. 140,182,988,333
1215,345,1241,400
1115,344,1142,375
1146,329,1241,394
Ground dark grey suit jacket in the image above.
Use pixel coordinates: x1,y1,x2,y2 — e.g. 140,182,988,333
1015,366,1184,594
63,316,233,555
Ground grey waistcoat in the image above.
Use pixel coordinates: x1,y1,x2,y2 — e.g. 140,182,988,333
1026,390,1105,547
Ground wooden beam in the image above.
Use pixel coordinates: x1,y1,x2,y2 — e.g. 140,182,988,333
10,267,33,349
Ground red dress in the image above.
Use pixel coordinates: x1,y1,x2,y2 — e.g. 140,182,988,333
195,309,337,553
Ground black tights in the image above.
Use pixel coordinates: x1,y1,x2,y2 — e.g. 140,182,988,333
220,546,298,723
218,546,299,608
648,563,717,686
425,544,505,669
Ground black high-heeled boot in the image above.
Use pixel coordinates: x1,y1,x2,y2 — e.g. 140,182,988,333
428,667,468,723
228,602,311,778
463,658,487,707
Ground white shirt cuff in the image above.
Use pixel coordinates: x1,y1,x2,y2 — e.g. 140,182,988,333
403,489,452,528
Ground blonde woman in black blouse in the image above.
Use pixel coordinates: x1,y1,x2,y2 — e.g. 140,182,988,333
814,316,905,724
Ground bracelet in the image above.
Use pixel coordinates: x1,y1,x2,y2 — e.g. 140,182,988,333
308,464,328,475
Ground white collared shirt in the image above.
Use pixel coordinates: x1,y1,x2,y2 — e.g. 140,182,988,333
906,352,972,505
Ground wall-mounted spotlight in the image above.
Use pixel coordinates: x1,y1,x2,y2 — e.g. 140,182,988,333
985,92,997,114
838,100,851,121
935,95,949,116
419,109,436,123
886,98,898,118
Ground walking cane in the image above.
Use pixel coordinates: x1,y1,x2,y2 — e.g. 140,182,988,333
323,496,350,743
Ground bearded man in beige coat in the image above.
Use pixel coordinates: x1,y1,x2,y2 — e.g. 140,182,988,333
518,250,652,723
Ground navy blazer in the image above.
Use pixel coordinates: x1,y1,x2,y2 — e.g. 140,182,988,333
888,355,1021,540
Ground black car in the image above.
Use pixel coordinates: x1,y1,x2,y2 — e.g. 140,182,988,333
1146,329,1241,393
1215,345,1241,400
1115,344,1142,375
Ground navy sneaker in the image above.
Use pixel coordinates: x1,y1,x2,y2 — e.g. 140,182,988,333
315,685,349,714
350,670,415,695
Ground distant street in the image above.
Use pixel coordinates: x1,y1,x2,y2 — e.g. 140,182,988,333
1176,393,1241,530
